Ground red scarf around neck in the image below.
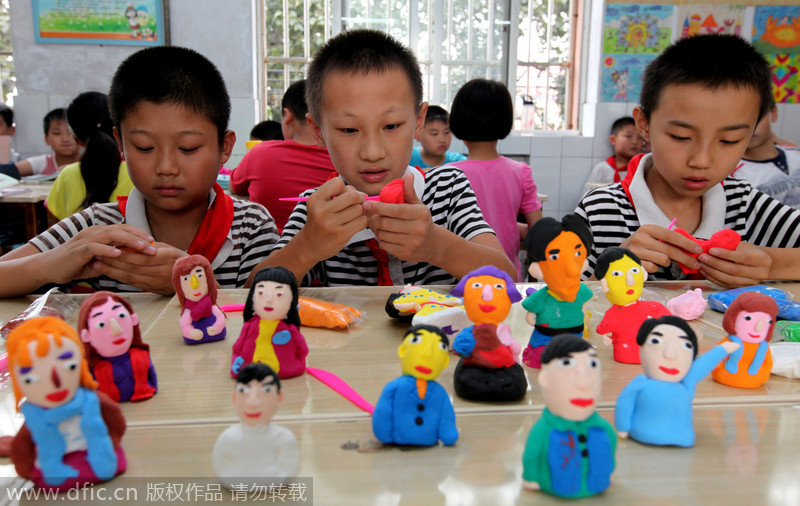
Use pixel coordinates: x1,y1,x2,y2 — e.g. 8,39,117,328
117,182,234,264
607,155,626,183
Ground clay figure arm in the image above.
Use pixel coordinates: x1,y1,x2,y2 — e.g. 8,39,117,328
748,341,769,376
231,320,257,375
179,308,203,341
292,325,310,363
207,305,226,336
614,375,647,437
521,421,548,489
496,324,521,361
148,358,158,391
683,343,739,395
438,391,459,446
452,326,476,357
80,390,117,481
372,379,400,444
20,404,78,484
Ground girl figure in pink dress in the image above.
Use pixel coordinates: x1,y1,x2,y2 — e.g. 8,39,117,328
231,266,308,379
172,255,227,345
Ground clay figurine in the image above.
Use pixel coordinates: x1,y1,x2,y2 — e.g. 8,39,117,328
78,291,157,402
712,292,778,389
522,334,616,498
172,255,227,344
7,317,126,491
232,266,308,379
387,285,471,337
595,248,671,364
372,324,459,446
212,363,299,488
521,215,593,368
666,288,707,320
450,266,527,401
615,315,739,447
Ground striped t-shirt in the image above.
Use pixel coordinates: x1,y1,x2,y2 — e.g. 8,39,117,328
576,175,800,281
29,198,278,291
275,166,495,286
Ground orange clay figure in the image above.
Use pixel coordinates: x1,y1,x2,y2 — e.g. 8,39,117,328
6,317,126,491
712,292,778,389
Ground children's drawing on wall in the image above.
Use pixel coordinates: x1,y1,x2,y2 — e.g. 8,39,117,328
677,5,745,38
753,6,800,55
603,4,673,54
766,54,799,104
600,54,656,103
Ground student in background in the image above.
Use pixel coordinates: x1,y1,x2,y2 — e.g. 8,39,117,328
15,108,81,177
584,116,641,189
255,29,514,287
231,80,336,233
449,78,543,280
408,106,466,168
0,103,20,162
44,92,134,221
0,46,278,297
577,34,800,288
249,120,283,141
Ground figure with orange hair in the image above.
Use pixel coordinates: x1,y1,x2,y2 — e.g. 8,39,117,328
6,317,126,491
172,254,227,345
78,291,157,402
712,292,778,389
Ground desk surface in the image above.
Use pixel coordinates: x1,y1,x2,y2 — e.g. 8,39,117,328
0,183,51,203
1,282,799,503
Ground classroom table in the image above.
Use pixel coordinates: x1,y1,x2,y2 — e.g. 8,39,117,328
0,183,53,241
0,281,799,504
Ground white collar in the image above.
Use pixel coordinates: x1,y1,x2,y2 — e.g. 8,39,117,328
629,153,726,239
124,187,233,269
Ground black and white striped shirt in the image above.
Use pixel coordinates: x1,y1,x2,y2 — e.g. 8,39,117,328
275,166,495,286
576,177,800,280
30,198,277,291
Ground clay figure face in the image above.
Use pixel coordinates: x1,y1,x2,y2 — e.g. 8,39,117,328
735,311,772,344
398,327,450,381
601,255,646,306
640,323,695,382
234,376,283,427
538,347,602,421
530,231,587,302
180,266,210,303
461,274,512,325
15,335,83,409
253,280,293,321
80,296,140,358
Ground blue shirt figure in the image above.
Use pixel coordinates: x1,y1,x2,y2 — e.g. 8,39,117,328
372,325,458,446
614,315,739,447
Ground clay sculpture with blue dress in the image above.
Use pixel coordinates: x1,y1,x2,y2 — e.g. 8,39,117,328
172,255,227,345
615,315,739,447
6,317,126,492
712,292,778,389
78,291,157,402
231,266,309,379
451,265,527,401
372,324,459,446
522,334,616,498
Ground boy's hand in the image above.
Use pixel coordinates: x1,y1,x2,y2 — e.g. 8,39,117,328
620,225,703,274
299,177,368,260
363,173,437,263
698,242,772,288
92,242,187,295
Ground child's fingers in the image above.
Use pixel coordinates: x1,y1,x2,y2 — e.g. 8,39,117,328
699,265,760,289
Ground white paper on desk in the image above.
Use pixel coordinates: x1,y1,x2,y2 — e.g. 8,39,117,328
770,342,800,379
0,172,20,189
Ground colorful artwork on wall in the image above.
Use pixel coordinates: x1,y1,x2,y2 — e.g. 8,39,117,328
753,6,800,55
676,4,745,39
600,54,657,103
603,4,673,54
767,54,799,103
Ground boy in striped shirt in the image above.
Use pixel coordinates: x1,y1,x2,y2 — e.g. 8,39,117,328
577,34,800,287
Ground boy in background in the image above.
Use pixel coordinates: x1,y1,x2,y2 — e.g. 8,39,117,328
577,34,800,288
16,108,81,177
232,80,335,233
0,46,278,297
409,105,466,168
584,116,641,189
249,120,283,141
255,29,514,286
0,103,20,162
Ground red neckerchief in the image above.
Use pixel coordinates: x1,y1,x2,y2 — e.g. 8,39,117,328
117,183,234,264
607,155,626,183
619,153,647,210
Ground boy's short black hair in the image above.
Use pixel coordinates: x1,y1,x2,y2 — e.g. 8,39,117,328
282,80,309,122
594,247,641,279
610,116,635,136
306,29,423,122
0,103,13,128
108,46,230,144
403,324,450,349
449,79,513,142
636,315,698,358
425,105,449,125
640,34,772,122
541,334,594,365
43,108,67,135
525,214,593,264
236,362,281,392
250,120,283,141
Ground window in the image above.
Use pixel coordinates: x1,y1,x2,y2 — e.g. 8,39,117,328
261,0,578,131
0,0,14,105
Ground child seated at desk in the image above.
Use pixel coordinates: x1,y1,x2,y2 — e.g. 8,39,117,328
253,29,514,287
584,116,642,189
15,108,81,177
577,34,800,288
0,46,277,297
